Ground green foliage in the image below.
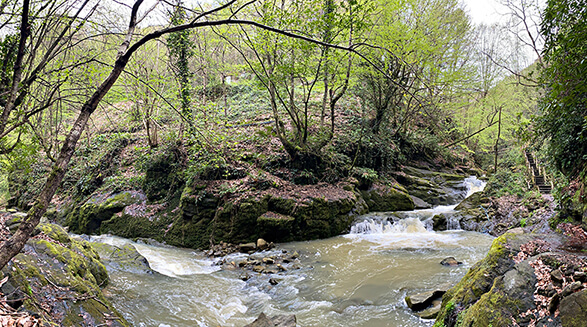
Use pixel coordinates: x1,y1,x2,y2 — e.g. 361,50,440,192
359,0,474,137
486,169,528,197
536,0,587,177
399,130,451,163
483,147,530,197
520,218,527,227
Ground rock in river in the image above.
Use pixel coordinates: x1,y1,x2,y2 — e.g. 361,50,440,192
244,312,296,327
405,284,451,312
440,257,462,266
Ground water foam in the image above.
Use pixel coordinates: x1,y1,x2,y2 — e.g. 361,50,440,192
90,235,220,277
347,176,486,246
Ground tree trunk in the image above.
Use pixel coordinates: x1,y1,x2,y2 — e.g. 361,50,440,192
0,39,132,270
494,106,502,173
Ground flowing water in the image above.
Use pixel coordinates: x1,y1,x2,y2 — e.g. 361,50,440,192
91,177,493,327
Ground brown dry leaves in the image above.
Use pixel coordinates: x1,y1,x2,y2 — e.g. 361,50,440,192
513,239,551,264
0,277,40,327
559,223,587,251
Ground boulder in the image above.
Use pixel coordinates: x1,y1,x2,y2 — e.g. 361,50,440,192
360,183,414,212
392,167,468,206
551,269,564,286
433,208,490,232
574,271,587,282
405,284,451,312
432,214,447,231
239,243,257,253
244,313,296,327
455,192,491,211
434,233,567,327
440,257,462,266
416,299,442,319
411,195,432,209
561,281,583,298
0,223,127,326
559,289,587,327
257,238,268,250
90,242,153,274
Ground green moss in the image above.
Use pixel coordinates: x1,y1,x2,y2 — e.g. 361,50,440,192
257,212,295,241
360,184,414,212
37,223,71,245
1,225,126,326
435,234,514,325
66,191,142,234
143,145,185,201
457,276,524,326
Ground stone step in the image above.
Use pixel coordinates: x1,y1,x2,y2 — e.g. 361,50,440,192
539,186,552,194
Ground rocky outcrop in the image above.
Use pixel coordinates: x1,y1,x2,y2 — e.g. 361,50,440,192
0,219,128,326
360,182,414,212
90,181,369,249
66,191,145,234
142,145,185,201
432,192,493,232
170,182,369,248
434,232,587,327
56,160,473,250
392,167,468,206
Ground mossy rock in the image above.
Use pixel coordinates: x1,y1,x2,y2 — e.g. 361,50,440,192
257,211,295,241
199,164,247,181
143,145,185,201
37,223,72,245
433,208,489,232
93,183,367,249
293,192,362,240
559,290,587,327
179,186,219,220
393,167,468,206
455,192,491,211
455,261,537,326
91,242,153,274
0,223,127,326
434,233,561,327
66,191,145,234
360,183,414,212
402,166,465,182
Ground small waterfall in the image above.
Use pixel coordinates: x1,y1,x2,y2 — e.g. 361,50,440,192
464,176,486,198
444,176,486,231
349,176,487,235
350,218,428,235
446,216,461,230
350,219,392,234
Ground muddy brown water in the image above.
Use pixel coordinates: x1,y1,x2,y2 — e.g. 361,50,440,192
91,177,494,327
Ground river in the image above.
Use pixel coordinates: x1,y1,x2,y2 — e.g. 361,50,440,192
91,177,494,327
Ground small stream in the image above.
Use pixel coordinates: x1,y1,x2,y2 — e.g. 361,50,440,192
91,177,494,327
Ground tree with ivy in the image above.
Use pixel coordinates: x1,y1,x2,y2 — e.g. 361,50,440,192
167,0,194,135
